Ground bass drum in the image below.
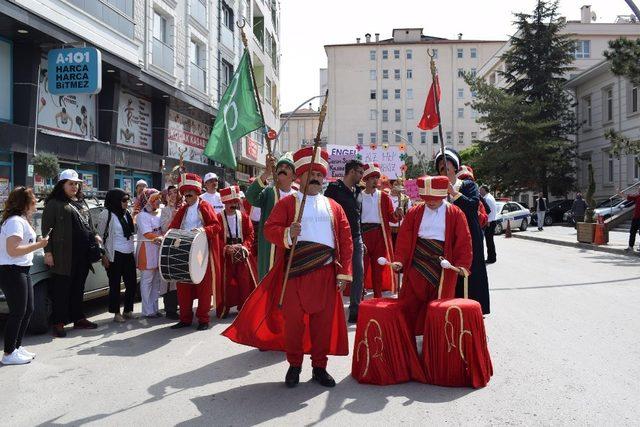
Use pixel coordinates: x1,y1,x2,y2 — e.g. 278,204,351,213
159,229,209,284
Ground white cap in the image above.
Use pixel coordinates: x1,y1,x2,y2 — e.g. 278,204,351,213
204,172,218,183
136,179,148,187
58,169,83,183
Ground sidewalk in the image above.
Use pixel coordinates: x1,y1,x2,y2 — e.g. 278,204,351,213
510,224,639,257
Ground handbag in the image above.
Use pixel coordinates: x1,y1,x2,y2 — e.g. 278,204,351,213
68,201,104,263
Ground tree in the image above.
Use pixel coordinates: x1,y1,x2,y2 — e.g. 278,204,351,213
465,0,577,197
403,152,433,179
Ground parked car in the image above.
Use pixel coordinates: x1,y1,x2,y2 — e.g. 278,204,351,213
0,198,126,334
494,201,531,234
593,197,635,219
531,199,574,226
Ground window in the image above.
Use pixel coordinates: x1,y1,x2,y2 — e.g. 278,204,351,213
457,48,463,58
395,130,401,142
457,68,464,78
457,108,464,118
222,2,234,29
574,40,591,59
394,89,401,100
583,95,592,127
369,109,377,120
190,0,207,27
432,133,439,144
370,89,377,100
432,49,438,59
189,39,206,92
406,49,413,59
382,69,389,79
382,50,388,60
394,69,400,80
420,132,427,144
635,155,639,180
382,89,388,100
446,131,452,144
221,59,233,93
631,85,638,114
395,109,401,121
370,132,377,143
407,108,414,119
407,88,413,99
457,88,464,98
471,132,478,141
470,48,477,58
604,87,613,122
407,131,413,143
370,70,377,80
607,153,614,183
265,77,272,104
470,68,477,77
357,133,364,144
458,132,464,144
406,69,413,79
153,11,168,43
70,0,134,38
471,90,478,98
394,49,400,59
489,73,496,85
471,108,478,119
370,50,376,60
382,130,389,142
190,40,204,67
382,109,388,122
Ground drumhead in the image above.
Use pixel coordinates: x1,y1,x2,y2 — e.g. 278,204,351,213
189,231,209,284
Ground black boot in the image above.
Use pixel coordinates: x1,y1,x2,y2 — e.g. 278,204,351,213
312,368,336,387
285,365,302,388
170,321,191,329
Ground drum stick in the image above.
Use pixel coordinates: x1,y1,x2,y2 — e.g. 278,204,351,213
439,257,463,275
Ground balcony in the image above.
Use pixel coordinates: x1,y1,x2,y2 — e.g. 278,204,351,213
221,25,234,51
190,63,206,93
152,38,174,75
190,0,207,28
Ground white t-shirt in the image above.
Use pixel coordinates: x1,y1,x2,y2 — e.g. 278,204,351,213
183,201,204,230
136,211,162,269
201,192,224,213
0,215,37,266
419,203,447,241
484,193,497,222
279,188,296,199
226,213,239,239
360,190,381,223
111,213,135,254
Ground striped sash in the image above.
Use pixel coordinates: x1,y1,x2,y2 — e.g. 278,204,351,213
361,223,381,234
412,238,444,288
289,241,334,279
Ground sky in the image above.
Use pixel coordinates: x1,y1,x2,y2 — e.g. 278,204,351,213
279,0,635,112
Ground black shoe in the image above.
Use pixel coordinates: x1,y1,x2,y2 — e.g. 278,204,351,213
197,323,209,331
348,313,358,324
170,322,191,330
312,368,336,387
285,365,302,388
485,259,496,264
166,312,180,320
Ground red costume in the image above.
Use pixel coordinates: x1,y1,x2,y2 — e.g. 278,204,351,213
395,176,473,335
169,174,222,325
361,163,399,297
223,147,352,370
216,186,258,318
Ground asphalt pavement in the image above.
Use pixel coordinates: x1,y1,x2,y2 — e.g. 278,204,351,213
1,237,639,426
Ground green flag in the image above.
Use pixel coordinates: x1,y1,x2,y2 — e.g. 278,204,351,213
204,51,263,168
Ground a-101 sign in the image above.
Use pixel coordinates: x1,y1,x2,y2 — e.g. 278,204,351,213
47,47,102,95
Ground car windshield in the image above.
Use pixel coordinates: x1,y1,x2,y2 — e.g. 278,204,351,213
496,202,506,213
548,200,563,208
596,198,621,208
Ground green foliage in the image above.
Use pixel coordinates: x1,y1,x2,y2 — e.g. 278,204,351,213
459,145,480,169
32,153,59,180
605,37,640,86
464,0,577,196
403,152,433,179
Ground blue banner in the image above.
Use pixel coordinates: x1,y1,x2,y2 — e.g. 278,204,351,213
47,47,102,95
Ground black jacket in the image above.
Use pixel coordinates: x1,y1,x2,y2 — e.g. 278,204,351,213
324,179,362,237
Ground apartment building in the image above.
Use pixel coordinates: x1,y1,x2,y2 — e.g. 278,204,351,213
278,106,327,153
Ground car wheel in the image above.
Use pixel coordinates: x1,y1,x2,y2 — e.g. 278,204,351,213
520,218,528,231
28,280,51,335
494,222,503,235
544,215,553,226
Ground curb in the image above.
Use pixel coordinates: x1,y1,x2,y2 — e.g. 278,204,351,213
511,233,638,258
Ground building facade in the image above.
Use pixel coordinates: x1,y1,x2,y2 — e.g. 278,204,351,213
566,61,640,201
278,106,327,154
324,29,504,162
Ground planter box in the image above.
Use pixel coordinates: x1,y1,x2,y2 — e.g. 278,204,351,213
576,222,595,243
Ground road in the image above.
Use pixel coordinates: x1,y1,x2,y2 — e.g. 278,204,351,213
1,237,639,426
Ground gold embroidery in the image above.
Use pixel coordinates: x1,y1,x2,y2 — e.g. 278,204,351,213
355,319,384,378
444,305,472,363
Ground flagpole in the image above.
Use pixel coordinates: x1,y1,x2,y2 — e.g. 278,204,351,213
427,49,449,177
278,90,329,308
237,19,277,184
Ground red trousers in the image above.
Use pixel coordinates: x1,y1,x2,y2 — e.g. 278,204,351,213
223,257,255,311
363,227,387,298
283,263,336,369
399,267,438,336
177,270,213,324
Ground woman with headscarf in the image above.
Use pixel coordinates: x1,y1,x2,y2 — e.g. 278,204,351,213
136,188,163,318
159,185,181,320
435,149,490,315
97,189,136,322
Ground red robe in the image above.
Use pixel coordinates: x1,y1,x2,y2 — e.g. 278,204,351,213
478,201,489,229
169,200,222,324
223,194,352,357
216,210,258,318
394,203,472,335
363,189,398,294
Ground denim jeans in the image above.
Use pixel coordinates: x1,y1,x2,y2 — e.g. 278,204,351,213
349,235,364,317
537,211,546,229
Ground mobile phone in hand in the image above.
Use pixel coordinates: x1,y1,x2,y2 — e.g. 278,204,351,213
44,227,53,239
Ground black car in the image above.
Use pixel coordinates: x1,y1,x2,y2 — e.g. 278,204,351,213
531,199,574,226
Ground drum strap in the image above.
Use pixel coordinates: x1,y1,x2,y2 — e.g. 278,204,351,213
412,238,444,288
288,241,334,279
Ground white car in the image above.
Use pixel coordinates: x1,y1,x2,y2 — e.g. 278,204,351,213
494,201,531,235
593,197,635,219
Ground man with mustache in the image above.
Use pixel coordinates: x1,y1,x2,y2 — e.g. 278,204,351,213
215,185,257,318
245,152,297,280
224,147,353,388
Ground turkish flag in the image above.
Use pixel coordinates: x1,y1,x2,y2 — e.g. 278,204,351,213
418,75,441,130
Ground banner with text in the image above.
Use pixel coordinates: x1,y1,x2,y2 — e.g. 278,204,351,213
327,144,357,178
117,90,152,151
327,144,406,179
168,110,210,164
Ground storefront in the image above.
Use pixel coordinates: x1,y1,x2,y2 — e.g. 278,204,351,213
114,169,154,195
0,152,13,206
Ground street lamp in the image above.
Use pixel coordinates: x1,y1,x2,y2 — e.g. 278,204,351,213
273,94,327,155
393,132,428,176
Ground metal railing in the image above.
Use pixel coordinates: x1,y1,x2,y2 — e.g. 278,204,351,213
152,38,175,75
